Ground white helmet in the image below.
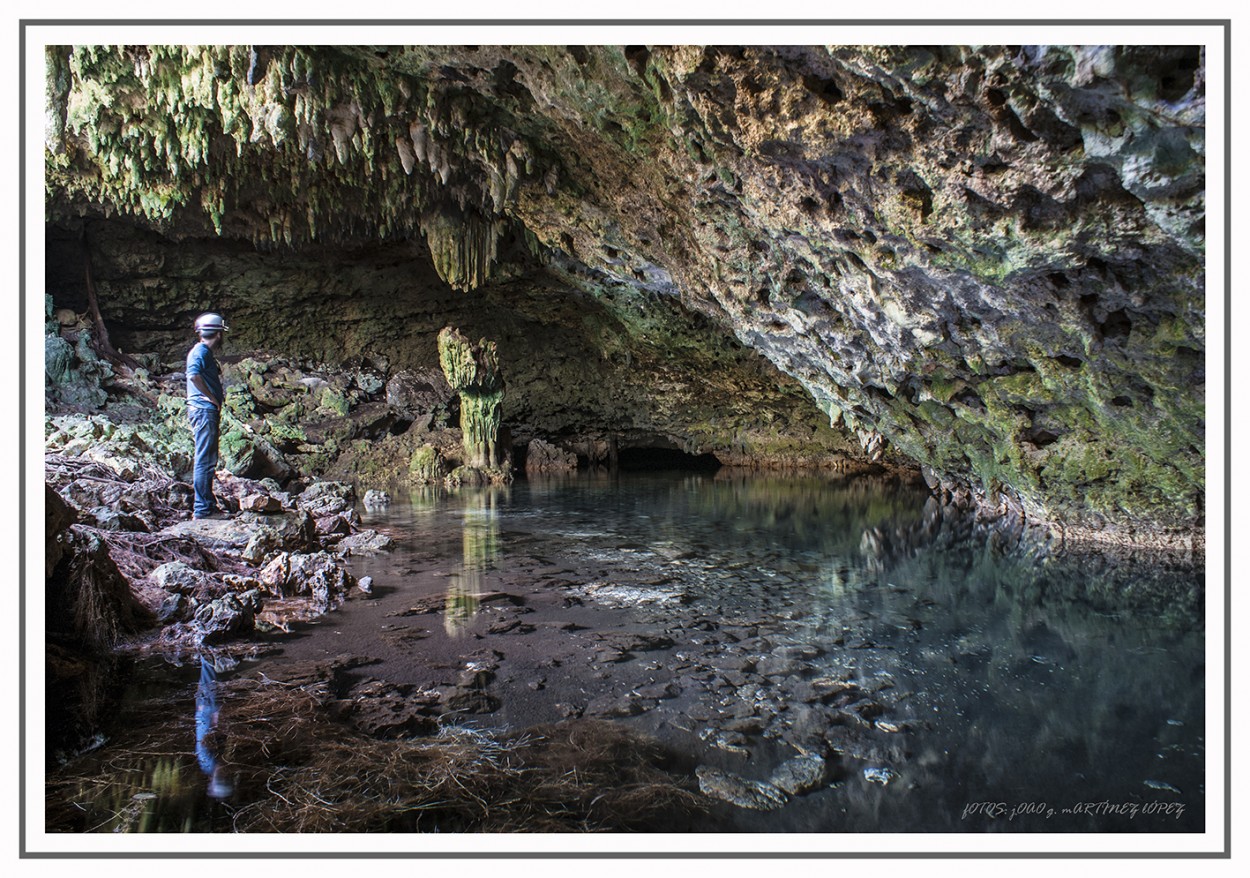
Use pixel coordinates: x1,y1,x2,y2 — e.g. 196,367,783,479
194,312,230,334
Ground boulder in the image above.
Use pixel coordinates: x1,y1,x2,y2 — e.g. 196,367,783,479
346,401,400,439
192,593,256,644
156,592,190,623
335,529,395,556
297,481,355,517
162,510,315,555
46,483,77,579
241,526,285,564
362,489,391,508
385,368,454,419
88,506,149,533
219,428,292,482
315,513,354,538
148,561,206,595
258,550,355,611
525,438,578,474
240,493,284,513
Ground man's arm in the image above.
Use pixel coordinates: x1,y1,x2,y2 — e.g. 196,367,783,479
190,374,222,408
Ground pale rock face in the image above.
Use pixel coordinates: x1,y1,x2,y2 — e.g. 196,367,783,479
45,44,1206,542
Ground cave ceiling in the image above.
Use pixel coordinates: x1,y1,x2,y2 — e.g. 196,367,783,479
43,44,1206,537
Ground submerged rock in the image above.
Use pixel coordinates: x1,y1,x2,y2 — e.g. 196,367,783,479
362,489,391,508
572,582,689,608
695,766,788,811
863,766,898,786
768,754,828,796
335,529,396,555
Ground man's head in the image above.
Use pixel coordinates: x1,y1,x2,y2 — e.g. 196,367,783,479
194,312,229,347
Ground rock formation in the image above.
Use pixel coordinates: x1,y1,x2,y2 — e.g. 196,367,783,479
43,44,1206,545
437,326,506,473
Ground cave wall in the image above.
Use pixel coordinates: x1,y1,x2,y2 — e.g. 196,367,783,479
46,216,863,467
44,44,1206,540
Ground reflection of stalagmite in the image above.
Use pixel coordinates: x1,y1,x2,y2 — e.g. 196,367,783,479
443,572,481,637
444,491,501,637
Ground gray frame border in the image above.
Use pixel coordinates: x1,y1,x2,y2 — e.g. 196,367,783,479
17,17,1230,865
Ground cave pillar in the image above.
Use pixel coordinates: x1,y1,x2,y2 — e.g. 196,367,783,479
437,326,506,470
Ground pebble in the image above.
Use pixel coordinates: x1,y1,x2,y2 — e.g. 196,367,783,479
863,766,898,785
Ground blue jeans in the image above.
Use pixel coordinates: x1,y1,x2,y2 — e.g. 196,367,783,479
195,656,220,776
189,406,220,517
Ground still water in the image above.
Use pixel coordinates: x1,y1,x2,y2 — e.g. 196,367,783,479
47,469,1205,834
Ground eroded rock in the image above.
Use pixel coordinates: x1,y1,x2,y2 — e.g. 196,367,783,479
695,766,788,811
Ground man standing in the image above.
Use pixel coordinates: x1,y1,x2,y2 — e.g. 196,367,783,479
186,312,229,520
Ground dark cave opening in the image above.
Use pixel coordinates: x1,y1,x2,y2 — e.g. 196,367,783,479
614,447,722,472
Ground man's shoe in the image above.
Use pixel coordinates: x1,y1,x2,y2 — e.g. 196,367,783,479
193,511,231,521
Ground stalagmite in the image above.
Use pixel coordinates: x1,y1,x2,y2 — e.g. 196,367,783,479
437,326,505,472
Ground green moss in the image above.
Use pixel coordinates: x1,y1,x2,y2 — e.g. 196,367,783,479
438,326,507,469
318,387,350,417
408,444,447,484
266,419,306,446
218,421,254,474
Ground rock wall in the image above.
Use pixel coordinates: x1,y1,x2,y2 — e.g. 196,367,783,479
44,44,1206,543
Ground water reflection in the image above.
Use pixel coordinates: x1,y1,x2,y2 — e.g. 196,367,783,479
195,653,233,799
444,487,503,636
53,470,1201,834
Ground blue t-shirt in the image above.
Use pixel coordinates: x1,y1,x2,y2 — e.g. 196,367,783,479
186,342,223,410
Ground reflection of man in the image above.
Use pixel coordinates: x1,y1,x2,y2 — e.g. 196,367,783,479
195,654,232,799
186,313,229,520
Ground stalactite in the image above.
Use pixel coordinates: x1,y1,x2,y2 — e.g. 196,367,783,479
419,209,504,292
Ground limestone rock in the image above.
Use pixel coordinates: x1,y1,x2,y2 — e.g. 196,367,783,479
193,593,256,644
297,481,355,518
162,510,315,555
695,766,788,811
335,529,395,555
258,550,355,610
45,483,77,579
525,438,577,474
386,368,454,420
148,561,206,595
768,755,828,796
362,489,390,508
239,493,283,513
